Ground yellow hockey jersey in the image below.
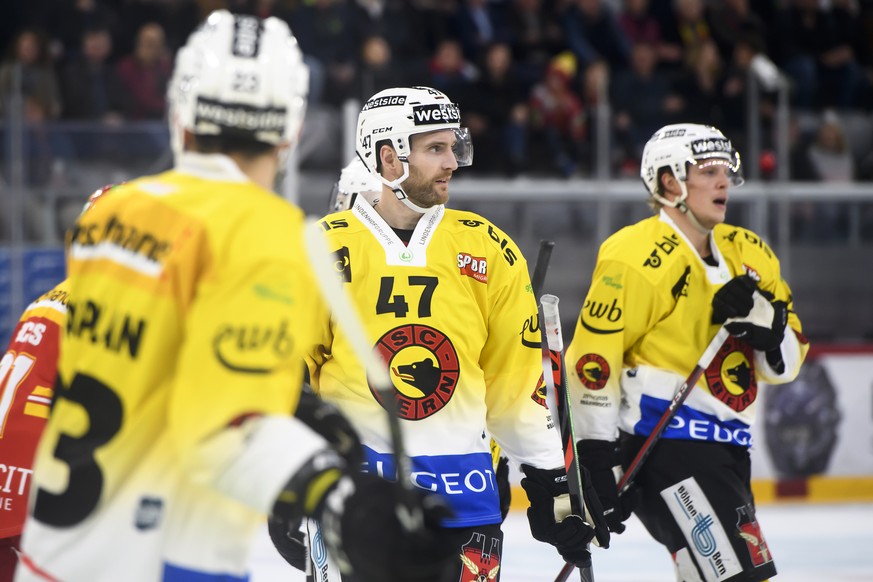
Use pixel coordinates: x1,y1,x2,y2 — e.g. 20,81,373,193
307,197,563,527
19,153,329,582
566,211,808,445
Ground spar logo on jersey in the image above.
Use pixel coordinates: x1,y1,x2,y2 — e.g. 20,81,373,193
459,532,501,582
643,233,680,269
458,252,488,283
575,353,610,390
334,246,351,282
704,336,758,412
372,324,459,420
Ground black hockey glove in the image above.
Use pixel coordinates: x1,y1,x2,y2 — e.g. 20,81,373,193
267,515,307,572
316,472,457,582
577,439,639,535
520,465,596,566
272,450,456,582
720,283,788,353
711,275,758,324
496,455,512,522
294,384,363,468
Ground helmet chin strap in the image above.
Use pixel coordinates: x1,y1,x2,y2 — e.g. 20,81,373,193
379,160,429,215
655,181,710,235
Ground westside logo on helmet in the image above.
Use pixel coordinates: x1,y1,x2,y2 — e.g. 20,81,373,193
412,103,461,125
361,94,407,111
691,138,732,156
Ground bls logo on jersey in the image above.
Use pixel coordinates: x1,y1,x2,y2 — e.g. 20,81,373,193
458,253,487,283
373,324,460,420
460,532,501,581
16,322,46,346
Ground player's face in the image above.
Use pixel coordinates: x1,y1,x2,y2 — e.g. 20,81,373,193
403,129,459,208
684,159,732,229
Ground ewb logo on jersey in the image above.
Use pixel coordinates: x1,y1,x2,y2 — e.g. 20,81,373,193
372,324,459,420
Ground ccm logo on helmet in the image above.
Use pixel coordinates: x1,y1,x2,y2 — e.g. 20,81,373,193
362,95,407,110
690,138,732,155
412,103,460,125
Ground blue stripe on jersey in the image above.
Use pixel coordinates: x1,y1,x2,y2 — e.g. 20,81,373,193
162,563,248,582
361,446,502,527
635,395,753,447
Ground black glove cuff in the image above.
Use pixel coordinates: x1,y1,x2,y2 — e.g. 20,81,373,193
520,464,568,496
577,439,619,470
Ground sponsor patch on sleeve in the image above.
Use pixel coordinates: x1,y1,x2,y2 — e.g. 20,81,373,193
575,353,610,390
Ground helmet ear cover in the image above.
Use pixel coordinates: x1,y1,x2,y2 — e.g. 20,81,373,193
167,10,309,159
330,157,383,212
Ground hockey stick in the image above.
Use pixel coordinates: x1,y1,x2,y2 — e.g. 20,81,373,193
541,295,596,582
531,240,555,297
303,218,422,532
616,326,731,495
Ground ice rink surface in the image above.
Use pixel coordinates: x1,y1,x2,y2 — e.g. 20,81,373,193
249,502,873,581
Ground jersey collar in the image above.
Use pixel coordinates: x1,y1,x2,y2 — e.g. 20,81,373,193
659,210,732,284
351,196,444,267
175,152,250,183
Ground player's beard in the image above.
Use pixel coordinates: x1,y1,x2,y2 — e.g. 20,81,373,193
402,164,449,208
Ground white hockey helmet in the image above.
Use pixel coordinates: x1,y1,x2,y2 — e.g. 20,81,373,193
355,86,473,212
167,10,309,158
329,157,383,212
640,123,743,209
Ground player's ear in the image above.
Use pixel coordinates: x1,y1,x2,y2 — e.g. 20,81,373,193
379,143,400,179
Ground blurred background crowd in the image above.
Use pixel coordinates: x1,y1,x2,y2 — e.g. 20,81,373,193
3,0,873,182
2,0,873,341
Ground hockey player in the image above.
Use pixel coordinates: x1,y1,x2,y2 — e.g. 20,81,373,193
17,13,454,582
290,86,601,581
0,282,67,582
0,185,115,581
566,123,809,582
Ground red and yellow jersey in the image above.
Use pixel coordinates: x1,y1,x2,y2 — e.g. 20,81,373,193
307,198,563,527
19,153,328,581
0,280,68,539
567,211,809,446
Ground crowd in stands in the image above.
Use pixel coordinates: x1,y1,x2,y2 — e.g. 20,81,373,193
2,0,873,184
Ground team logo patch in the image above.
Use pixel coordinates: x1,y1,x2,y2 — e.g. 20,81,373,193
705,336,757,412
134,497,163,531
459,532,501,582
575,353,609,390
672,266,691,299
736,503,772,567
372,324,459,420
458,252,487,283
334,246,351,282
531,373,548,408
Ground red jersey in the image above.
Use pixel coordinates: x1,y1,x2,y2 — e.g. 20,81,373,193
0,280,68,538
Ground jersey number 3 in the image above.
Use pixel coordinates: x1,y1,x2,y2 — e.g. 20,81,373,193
33,374,123,527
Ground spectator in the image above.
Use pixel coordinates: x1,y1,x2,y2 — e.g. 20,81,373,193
460,42,529,175
706,0,767,65
45,0,120,61
355,35,409,102
721,36,774,154
618,0,662,46
290,0,357,106
659,0,712,74
503,0,565,83
60,27,124,122
450,0,505,62
427,38,478,95
773,0,865,110
670,38,725,127
115,22,172,120
611,41,681,165
562,0,632,71
529,51,588,177
791,110,853,242
0,28,61,120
